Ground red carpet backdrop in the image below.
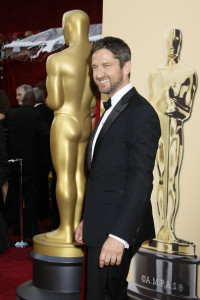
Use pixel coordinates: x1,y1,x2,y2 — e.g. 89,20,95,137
0,2,102,299
0,0,103,106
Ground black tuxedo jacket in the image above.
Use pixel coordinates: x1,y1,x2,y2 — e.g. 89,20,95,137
5,105,50,173
83,87,161,247
34,103,54,127
34,104,53,167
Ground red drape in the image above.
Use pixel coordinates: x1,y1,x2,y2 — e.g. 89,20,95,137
0,0,103,106
0,0,103,35
0,1,102,294
1,53,51,106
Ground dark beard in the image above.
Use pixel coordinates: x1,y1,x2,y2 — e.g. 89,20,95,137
98,79,123,95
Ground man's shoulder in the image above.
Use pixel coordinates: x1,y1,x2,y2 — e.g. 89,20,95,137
6,107,21,119
35,104,53,116
7,106,20,113
127,89,160,120
16,105,41,119
128,88,152,109
35,104,45,111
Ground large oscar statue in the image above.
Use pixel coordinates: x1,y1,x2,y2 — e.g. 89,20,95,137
128,28,199,300
145,27,197,252
16,10,96,300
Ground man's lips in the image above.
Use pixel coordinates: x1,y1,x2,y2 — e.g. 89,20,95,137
98,78,109,86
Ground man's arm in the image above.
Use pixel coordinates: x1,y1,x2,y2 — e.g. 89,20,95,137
75,221,125,268
99,236,125,268
108,104,161,247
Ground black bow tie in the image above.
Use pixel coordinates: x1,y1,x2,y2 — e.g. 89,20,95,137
103,98,112,110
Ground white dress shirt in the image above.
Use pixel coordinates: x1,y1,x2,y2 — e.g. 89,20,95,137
91,83,133,249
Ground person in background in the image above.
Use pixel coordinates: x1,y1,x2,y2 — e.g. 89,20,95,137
5,91,50,238
36,81,47,99
33,84,59,229
0,90,10,118
0,119,9,205
33,87,54,220
12,33,19,41
0,90,10,203
0,34,5,61
24,31,33,38
75,36,161,300
0,121,12,254
16,84,32,106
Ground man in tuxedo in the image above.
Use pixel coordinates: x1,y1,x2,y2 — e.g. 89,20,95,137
75,37,161,300
5,91,50,238
33,87,54,220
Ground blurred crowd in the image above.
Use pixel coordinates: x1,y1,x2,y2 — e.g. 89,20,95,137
0,82,60,247
0,30,36,61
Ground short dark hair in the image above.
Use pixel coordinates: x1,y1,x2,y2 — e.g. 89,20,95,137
91,36,131,68
33,87,44,103
23,91,35,107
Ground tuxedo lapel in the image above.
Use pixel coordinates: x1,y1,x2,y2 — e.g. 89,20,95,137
91,87,137,167
94,101,129,151
87,113,105,170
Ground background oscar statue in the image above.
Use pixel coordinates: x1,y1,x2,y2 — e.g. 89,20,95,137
128,28,199,300
146,27,197,253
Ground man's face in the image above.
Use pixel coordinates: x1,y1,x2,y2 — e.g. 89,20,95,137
164,28,181,58
16,87,24,105
91,48,130,97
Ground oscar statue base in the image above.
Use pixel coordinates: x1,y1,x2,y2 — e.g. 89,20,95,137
33,233,84,257
16,250,84,300
128,248,200,300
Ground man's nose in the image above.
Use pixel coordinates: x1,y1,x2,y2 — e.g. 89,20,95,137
96,67,105,78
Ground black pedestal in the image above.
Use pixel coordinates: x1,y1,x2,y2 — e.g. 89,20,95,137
16,250,84,300
128,248,200,300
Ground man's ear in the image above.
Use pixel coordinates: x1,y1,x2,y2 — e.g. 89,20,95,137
123,61,131,76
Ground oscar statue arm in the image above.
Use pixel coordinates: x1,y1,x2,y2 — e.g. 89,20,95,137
168,72,197,119
146,70,177,115
46,55,64,111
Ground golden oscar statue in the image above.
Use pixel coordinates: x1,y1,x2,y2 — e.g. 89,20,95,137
128,28,199,300
16,10,96,300
33,10,96,257
145,27,197,255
